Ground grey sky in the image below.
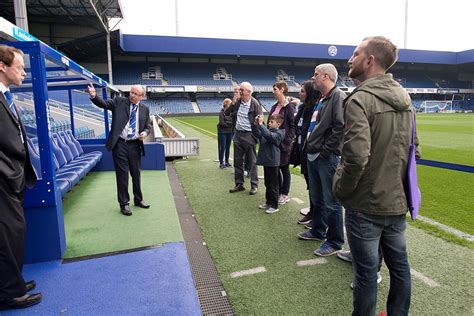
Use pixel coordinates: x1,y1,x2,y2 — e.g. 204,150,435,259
117,0,474,52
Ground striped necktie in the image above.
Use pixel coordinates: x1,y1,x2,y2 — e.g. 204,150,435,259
4,90,17,118
127,104,138,139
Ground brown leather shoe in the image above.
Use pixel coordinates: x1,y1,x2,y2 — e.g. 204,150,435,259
134,200,150,209
0,293,42,310
229,185,245,193
25,280,36,292
120,205,132,216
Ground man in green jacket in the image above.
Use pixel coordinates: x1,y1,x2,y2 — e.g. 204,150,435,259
333,36,420,316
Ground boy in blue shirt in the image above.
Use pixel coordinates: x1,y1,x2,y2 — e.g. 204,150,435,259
252,114,285,214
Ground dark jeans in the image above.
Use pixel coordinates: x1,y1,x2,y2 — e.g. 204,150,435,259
278,164,291,195
218,132,233,164
307,153,344,249
303,173,314,217
233,131,258,188
264,166,279,208
346,210,411,316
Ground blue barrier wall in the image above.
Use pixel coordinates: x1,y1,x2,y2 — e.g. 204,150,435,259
83,142,166,171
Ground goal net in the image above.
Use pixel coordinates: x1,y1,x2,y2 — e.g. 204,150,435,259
420,100,453,113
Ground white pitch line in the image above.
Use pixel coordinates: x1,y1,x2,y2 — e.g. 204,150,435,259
230,266,267,278
411,269,440,288
292,197,304,204
296,258,327,267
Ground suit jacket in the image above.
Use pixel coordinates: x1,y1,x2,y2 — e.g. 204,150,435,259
91,95,152,154
0,92,36,196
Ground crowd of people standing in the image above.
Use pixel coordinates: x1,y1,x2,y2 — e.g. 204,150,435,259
216,36,419,316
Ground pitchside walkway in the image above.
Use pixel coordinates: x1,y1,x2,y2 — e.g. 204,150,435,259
4,171,201,315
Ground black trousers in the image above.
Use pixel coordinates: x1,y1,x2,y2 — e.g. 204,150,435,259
279,163,291,195
233,131,258,188
0,178,27,299
264,166,279,208
112,139,143,206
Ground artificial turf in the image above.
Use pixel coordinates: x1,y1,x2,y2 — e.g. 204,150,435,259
176,114,473,236
416,113,473,166
169,117,474,315
61,171,183,258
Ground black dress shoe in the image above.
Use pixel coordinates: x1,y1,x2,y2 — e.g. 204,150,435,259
25,280,36,292
134,200,150,209
0,293,42,310
120,205,132,216
229,185,245,193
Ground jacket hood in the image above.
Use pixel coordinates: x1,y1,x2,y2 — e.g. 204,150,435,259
353,73,411,111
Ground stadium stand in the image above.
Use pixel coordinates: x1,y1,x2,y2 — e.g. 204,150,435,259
197,97,223,113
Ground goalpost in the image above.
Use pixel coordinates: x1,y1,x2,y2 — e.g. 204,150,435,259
420,100,453,113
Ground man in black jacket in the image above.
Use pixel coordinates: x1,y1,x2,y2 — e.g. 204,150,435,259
0,45,41,310
88,84,152,216
225,82,263,195
297,64,345,257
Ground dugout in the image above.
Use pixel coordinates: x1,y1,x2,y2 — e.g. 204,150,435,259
2,25,165,263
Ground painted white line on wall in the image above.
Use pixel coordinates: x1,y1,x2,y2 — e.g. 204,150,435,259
411,269,440,288
296,258,328,267
230,266,267,278
292,198,304,204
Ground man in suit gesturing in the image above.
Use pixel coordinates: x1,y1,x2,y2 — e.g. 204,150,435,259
88,83,152,216
0,45,41,310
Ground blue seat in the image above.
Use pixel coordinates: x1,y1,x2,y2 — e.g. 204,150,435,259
65,130,102,161
58,131,101,166
27,137,71,195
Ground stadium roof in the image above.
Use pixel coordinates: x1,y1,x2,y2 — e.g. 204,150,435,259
1,0,122,28
119,33,474,66
1,0,122,61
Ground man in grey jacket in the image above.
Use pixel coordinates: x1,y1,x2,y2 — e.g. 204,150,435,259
226,82,263,195
297,64,345,257
333,36,419,316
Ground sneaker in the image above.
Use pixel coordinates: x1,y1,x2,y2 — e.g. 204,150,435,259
297,231,324,241
225,162,232,168
304,223,312,230
244,170,249,177
265,207,279,214
229,185,245,193
299,207,310,216
297,214,312,225
336,250,353,263
219,164,225,169
249,187,258,195
313,243,340,257
350,272,382,289
258,203,270,209
278,194,290,205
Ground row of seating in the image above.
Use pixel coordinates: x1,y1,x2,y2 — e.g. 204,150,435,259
27,130,102,196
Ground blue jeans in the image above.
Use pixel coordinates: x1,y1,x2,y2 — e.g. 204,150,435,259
218,132,233,164
346,210,411,316
307,153,344,249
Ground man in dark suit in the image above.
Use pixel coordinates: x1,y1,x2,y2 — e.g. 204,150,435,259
88,83,152,216
0,45,42,310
